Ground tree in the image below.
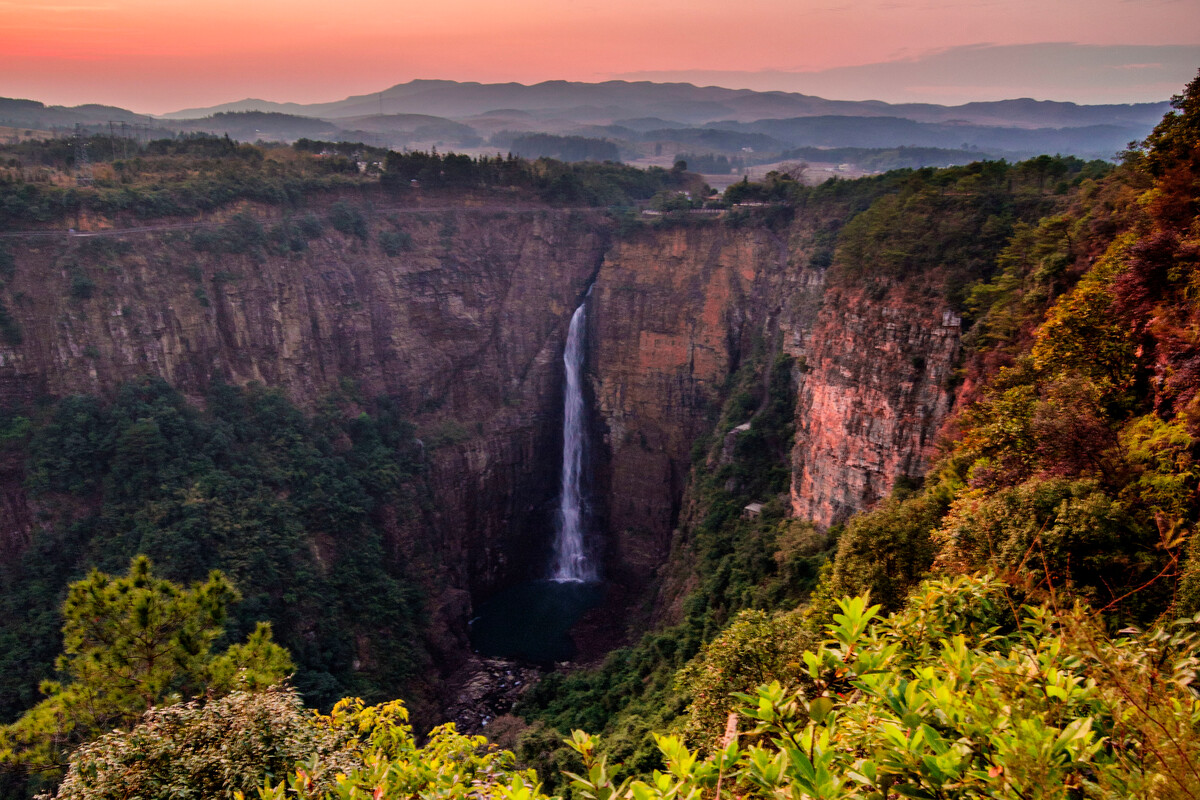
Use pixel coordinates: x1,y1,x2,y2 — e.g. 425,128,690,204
0,556,293,779
1142,68,1200,177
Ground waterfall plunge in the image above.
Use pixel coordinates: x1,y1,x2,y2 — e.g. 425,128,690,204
550,299,597,583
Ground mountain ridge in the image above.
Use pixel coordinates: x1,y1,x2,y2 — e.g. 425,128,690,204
0,80,1174,169
154,78,1170,129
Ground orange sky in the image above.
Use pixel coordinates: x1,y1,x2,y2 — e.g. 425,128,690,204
1,0,1198,113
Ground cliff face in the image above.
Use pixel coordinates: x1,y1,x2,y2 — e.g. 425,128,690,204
586,219,963,585
0,204,964,634
0,208,608,614
784,280,962,526
1,209,604,414
589,223,819,582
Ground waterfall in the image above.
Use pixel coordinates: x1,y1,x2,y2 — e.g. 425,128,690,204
551,298,596,583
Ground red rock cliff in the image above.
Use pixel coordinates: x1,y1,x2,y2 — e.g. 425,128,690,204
785,280,961,527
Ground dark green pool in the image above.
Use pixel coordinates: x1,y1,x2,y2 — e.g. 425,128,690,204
469,579,603,664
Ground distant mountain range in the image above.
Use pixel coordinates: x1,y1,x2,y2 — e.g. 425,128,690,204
0,79,1173,171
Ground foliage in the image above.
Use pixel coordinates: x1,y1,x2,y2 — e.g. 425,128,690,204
674,609,816,750
378,229,413,256
0,300,22,345
569,576,1200,800
831,159,1084,307
249,696,544,800
0,557,292,779
0,140,366,229
0,241,14,280
675,153,747,175
380,149,697,206
1141,69,1200,178
193,213,268,255
506,134,621,163
815,84,1200,620
328,201,368,239
933,479,1161,610
825,488,948,613
293,139,391,161
39,578,1200,800
49,687,339,800
1,379,427,731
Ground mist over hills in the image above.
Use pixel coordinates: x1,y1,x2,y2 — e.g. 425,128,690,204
0,79,1173,172
158,79,1169,128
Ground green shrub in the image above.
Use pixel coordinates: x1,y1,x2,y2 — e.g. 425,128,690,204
0,557,292,779
827,489,947,612
675,608,816,749
68,270,95,300
52,687,352,800
378,229,412,256
296,213,324,239
0,242,14,280
567,576,1200,800
0,301,21,345
329,201,368,239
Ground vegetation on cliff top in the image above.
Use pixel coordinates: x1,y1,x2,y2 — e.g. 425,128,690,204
0,133,700,230
39,576,1200,800
0,557,292,792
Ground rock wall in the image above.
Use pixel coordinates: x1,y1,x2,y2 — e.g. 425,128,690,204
785,281,962,526
588,220,828,583
0,207,609,605
0,203,964,626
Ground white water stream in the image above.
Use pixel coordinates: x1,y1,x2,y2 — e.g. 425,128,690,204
550,298,596,582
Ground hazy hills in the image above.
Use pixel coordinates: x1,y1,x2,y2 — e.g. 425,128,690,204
160,79,1169,128
0,79,1173,171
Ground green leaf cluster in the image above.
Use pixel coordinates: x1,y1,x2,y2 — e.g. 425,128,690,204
568,576,1200,800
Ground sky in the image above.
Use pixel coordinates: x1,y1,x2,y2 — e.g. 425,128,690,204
1,0,1197,114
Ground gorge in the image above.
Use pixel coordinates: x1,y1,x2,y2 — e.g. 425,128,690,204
0,30,1195,792
0,186,972,715
0,143,1132,749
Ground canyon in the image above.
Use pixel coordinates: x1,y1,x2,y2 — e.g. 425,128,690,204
0,197,962,678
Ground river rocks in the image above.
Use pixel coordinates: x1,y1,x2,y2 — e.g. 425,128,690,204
445,655,542,733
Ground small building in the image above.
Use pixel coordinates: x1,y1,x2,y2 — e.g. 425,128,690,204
742,502,765,520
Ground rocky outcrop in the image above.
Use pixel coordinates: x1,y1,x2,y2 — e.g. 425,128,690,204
786,281,962,526
445,655,542,733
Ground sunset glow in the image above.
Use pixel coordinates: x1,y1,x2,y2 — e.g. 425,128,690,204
1,0,1198,112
